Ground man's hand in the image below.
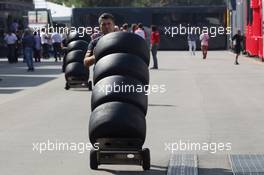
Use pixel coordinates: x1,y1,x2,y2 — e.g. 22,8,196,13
84,55,95,67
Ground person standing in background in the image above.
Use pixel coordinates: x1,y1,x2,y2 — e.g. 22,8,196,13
135,23,146,40
14,30,21,63
11,20,19,33
122,23,129,32
4,31,17,63
188,32,197,56
51,29,62,62
131,23,138,33
40,28,49,59
199,31,210,59
232,30,243,65
47,29,53,59
114,25,120,32
33,31,41,62
150,25,160,69
22,29,35,71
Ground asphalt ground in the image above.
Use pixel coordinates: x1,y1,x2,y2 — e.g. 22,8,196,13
1,51,264,174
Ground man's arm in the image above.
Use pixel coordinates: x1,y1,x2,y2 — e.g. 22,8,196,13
84,50,95,67
83,38,98,67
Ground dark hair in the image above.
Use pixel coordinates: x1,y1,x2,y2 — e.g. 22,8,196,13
122,23,128,30
98,13,115,25
24,29,31,36
131,23,138,32
138,23,143,28
151,25,157,32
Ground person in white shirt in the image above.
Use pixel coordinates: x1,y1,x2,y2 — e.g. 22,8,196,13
4,31,17,63
188,33,197,56
135,23,146,40
51,31,62,62
33,31,41,62
199,31,210,59
40,28,49,59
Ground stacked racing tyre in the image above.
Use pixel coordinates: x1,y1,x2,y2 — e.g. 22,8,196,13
62,32,91,72
89,32,150,170
64,32,92,90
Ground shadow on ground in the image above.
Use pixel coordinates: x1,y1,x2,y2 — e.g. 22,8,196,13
0,76,56,88
149,104,175,107
0,89,23,94
0,61,62,94
198,168,233,175
151,68,184,72
96,164,167,175
0,62,62,75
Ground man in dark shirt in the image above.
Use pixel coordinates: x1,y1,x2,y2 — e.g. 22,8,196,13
232,30,243,65
84,13,115,67
22,29,35,71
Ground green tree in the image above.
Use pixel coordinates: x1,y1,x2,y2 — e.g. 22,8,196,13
48,0,225,7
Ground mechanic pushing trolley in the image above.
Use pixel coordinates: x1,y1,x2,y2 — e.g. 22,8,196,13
85,13,151,170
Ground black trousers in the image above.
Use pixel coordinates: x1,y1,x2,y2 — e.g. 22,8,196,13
53,42,62,60
7,44,16,63
42,44,49,59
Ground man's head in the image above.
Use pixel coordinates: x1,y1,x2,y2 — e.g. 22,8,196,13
138,23,143,29
24,28,31,36
98,13,115,35
131,24,138,32
238,30,241,35
122,23,128,31
114,25,120,32
151,25,157,32
41,28,46,33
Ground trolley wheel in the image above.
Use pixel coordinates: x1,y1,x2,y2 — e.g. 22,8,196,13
65,83,70,90
142,148,150,170
90,149,98,170
88,81,93,91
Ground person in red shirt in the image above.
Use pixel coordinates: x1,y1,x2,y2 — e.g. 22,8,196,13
150,25,160,69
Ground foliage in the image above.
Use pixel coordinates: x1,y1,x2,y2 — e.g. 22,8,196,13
48,0,226,8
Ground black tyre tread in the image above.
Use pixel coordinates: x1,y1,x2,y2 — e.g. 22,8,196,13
67,40,89,53
65,82,70,90
94,32,150,65
65,62,89,80
91,75,148,114
142,148,151,170
89,102,146,145
65,50,86,65
67,32,91,44
90,149,98,170
93,53,149,85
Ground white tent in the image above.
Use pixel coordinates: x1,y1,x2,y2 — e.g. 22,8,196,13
34,0,48,9
34,0,72,22
46,1,72,22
